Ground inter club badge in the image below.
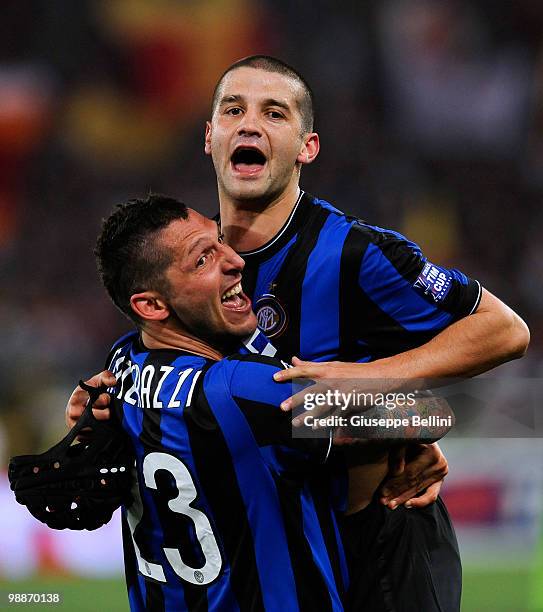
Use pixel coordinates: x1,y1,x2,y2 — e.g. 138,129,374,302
254,294,288,338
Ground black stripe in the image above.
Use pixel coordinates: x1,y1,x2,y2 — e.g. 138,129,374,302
115,352,165,612
339,224,435,358
308,475,347,602
137,354,207,612
361,223,480,317
234,397,290,446
364,224,425,284
137,406,168,612
273,473,334,612
234,396,329,463
225,352,284,367
184,379,266,611
145,578,165,612
239,256,259,302
338,224,369,361
121,513,140,602
271,196,331,360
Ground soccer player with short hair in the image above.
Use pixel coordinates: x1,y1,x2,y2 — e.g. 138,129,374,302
92,194,348,611
202,55,530,611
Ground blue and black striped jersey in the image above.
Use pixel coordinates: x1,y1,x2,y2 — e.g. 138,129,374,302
240,191,482,363
105,331,347,612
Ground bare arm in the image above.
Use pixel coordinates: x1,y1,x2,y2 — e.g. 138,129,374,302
274,288,529,509
274,288,529,397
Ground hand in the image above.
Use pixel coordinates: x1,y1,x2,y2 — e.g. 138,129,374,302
65,370,116,430
273,357,392,425
379,442,448,509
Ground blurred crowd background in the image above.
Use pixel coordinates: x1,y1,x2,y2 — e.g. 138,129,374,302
0,0,542,608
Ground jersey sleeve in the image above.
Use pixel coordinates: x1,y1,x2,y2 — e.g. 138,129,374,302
344,222,482,357
226,355,332,467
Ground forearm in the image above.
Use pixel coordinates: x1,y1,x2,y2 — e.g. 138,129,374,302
364,288,530,384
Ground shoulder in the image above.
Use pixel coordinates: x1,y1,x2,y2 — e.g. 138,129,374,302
220,353,289,384
109,330,138,353
307,194,422,255
355,221,423,255
208,354,292,407
104,330,138,368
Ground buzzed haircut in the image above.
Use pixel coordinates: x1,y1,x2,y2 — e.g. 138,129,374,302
95,194,189,325
211,55,315,133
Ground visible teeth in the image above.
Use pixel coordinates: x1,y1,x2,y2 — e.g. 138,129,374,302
222,283,242,302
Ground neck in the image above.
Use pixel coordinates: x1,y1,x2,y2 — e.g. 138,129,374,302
141,326,223,361
219,181,300,252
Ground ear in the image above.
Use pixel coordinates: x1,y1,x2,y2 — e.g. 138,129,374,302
297,132,320,166
204,121,212,155
130,292,170,322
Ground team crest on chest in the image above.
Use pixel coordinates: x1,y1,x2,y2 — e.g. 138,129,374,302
255,293,288,338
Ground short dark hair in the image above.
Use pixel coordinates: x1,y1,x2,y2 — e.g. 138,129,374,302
95,194,189,325
211,55,315,133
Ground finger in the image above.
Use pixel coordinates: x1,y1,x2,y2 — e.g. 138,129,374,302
91,407,111,421
388,446,406,477
288,381,333,422
280,378,325,413
381,459,429,500
273,360,318,382
404,481,443,509
281,385,311,413
65,371,116,428
381,472,438,508
274,366,307,383
85,370,117,388
92,392,113,410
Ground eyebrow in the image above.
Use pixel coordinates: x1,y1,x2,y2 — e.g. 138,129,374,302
219,94,291,113
219,94,243,107
186,236,212,257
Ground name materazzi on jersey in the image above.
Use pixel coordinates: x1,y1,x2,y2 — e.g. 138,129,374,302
255,294,288,338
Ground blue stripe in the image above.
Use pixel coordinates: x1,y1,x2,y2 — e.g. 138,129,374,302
207,577,240,612
122,347,189,610
203,363,300,612
301,215,353,360
359,242,453,331
330,509,349,592
158,359,238,609
313,197,343,215
229,360,293,406
449,267,469,285
300,485,343,611
259,445,313,474
253,234,298,301
135,575,146,611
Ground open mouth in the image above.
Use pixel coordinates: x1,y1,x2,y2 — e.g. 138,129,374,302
221,282,251,312
231,147,267,175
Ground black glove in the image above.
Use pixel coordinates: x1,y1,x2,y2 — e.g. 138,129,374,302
8,380,134,530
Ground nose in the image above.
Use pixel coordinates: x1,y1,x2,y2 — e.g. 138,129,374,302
220,243,245,275
237,108,262,137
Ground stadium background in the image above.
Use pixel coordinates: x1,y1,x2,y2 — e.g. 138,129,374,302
0,0,541,609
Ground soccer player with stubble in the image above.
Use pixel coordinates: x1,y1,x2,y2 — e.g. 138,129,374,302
68,56,529,611
89,195,349,611
201,56,529,611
